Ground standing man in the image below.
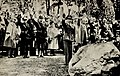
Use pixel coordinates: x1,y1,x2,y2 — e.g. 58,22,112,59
88,17,97,43
0,17,6,57
35,16,47,57
20,15,29,58
27,14,36,56
62,14,75,65
0,14,8,57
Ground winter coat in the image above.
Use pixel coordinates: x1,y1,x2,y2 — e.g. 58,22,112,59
47,24,59,49
4,22,21,48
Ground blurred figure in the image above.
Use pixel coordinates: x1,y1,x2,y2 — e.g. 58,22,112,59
47,21,59,56
88,17,100,43
57,29,64,51
35,16,47,57
4,18,19,58
114,34,120,50
0,17,6,57
80,17,89,45
16,14,23,55
99,18,114,42
112,20,119,38
20,15,30,58
19,14,27,56
27,14,36,56
14,16,21,57
62,13,75,65
88,17,96,43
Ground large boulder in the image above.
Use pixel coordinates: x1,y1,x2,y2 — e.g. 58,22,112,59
68,42,120,76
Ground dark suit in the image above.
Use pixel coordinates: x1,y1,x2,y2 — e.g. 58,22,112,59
27,19,36,56
0,28,5,57
35,21,47,56
88,22,96,43
20,21,30,57
62,19,74,65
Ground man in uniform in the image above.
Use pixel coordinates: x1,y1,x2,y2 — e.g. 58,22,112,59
20,15,29,58
35,16,47,57
27,14,36,56
62,14,75,65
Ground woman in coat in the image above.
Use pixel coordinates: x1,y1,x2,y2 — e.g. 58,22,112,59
4,18,20,58
47,21,59,55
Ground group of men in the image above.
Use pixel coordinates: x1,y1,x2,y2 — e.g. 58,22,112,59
18,14,48,58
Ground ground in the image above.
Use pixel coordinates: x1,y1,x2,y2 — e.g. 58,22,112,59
0,56,69,76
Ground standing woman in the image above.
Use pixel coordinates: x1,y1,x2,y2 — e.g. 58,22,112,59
80,17,89,45
4,18,19,58
47,21,59,55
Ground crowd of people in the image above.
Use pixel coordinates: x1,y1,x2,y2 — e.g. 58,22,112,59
73,15,120,52
0,11,64,58
0,9,120,58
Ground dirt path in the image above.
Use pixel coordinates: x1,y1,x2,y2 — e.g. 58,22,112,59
0,56,68,76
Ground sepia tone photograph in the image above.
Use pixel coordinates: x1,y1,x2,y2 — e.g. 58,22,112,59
0,0,120,76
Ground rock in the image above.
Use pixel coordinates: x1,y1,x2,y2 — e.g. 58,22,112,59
68,42,120,76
